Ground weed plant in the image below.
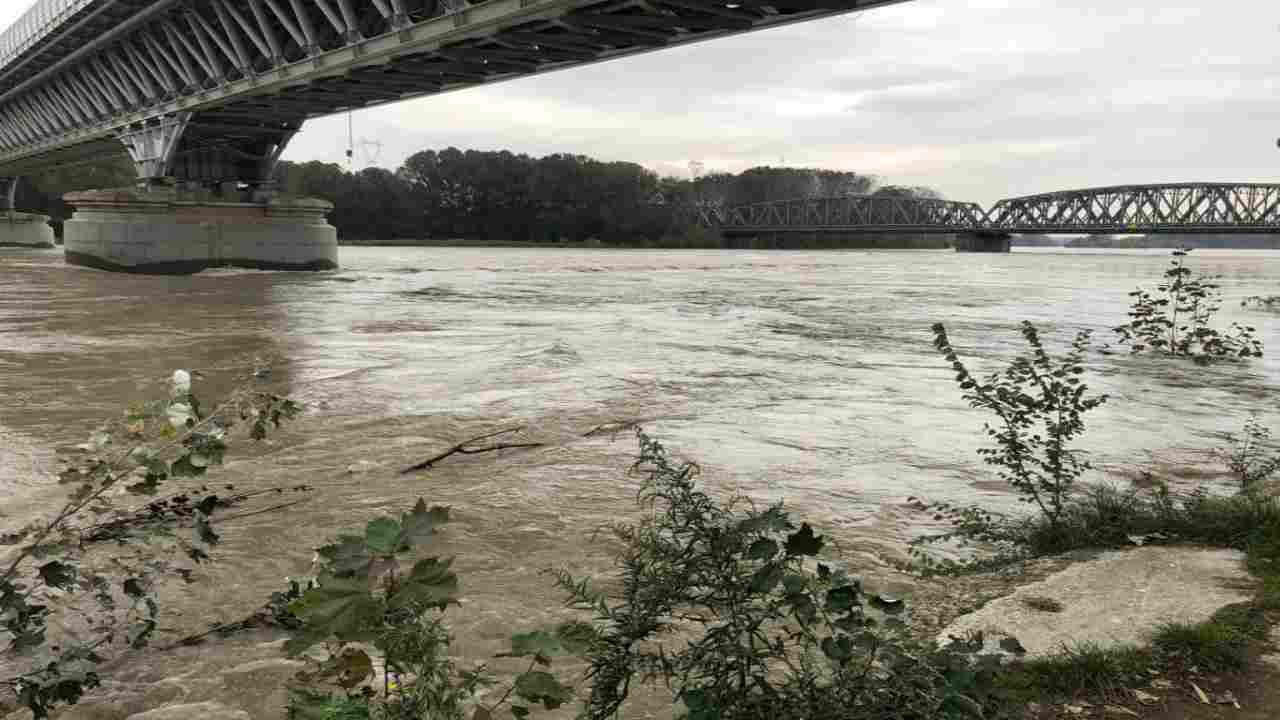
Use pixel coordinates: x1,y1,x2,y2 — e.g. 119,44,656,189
1114,248,1262,361
1218,415,1280,492
0,371,300,718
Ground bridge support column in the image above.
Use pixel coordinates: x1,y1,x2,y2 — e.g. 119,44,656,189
0,177,55,249
62,187,337,274
0,212,56,249
955,232,1012,253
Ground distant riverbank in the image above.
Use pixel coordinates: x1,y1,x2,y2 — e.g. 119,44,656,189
339,233,955,250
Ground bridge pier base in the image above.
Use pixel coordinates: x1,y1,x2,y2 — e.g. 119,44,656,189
955,232,1012,253
0,212,55,248
62,188,338,274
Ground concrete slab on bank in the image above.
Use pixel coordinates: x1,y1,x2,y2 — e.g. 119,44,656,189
937,546,1254,657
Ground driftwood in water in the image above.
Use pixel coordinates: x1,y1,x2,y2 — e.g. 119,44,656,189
400,427,544,474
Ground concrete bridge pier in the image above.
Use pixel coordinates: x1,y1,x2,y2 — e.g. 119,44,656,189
0,178,54,249
61,117,338,274
63,187,338,274
955,231,1012,253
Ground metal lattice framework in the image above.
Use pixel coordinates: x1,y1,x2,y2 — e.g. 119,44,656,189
0,0,909,185
709,194,988,233
985,183,1280,233
709,183,1280,235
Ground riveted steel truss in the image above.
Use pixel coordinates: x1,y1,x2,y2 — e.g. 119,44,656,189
984,183,1280,233
0,0,911,182
710,194,988,233
708,183,1280,235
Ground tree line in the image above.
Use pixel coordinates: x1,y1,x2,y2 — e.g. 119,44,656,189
19,148,941,244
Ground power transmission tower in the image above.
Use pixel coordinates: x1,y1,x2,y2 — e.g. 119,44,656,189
358,138,384,168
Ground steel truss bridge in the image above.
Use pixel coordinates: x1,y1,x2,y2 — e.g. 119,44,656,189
0,0,910,201
699,183,1280,235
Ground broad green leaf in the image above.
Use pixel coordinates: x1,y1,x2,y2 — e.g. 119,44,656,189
784,523,824,557
285,576,385,655
397,498,450,548
169,454,205,478
507,630,566,658
388,557,458,610
782,573,806,594
122,577,146,599
747,538,778,561
194,513,220,546
514,670,573,710
825,586,858,613
869,593,904,615
37,561,76,591
998,636,1027,655
749,565,782,594
364,517,402,556
317,536,372,577
554,621,599,654
820,635,853,662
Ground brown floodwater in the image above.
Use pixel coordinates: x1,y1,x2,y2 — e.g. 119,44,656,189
0,246,1277,717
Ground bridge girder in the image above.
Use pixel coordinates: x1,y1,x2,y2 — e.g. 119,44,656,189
0,0,910,185
708,183,1280,235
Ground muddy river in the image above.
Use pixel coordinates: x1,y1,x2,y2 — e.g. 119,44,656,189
1,246,1277,717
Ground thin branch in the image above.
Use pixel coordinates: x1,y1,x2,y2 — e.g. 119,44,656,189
399,427,544,474
583,420,642,438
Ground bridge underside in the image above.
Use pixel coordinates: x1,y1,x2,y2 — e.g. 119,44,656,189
0,0,912,270
0,0,908,184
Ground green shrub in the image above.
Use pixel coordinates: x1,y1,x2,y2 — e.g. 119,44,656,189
1114,248,1262,361
555,429,981,720
1217,414,1280,491
0,372,300,718
282,498,580,720
912,322,1107,572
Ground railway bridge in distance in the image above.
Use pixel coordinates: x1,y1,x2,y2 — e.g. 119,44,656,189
0,0,911,271
697,183,1280,251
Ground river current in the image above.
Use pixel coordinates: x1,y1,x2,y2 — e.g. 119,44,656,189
0,246,1278,715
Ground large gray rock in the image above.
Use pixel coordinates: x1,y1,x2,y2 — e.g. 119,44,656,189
937,546,1253,657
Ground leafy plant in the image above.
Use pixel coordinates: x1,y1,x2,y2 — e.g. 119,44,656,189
1217,415,1280,492
284,500,577,720
1241,295,1280,311
934,322,1106,526
907,323,1107,574
1114,248,1262,361
553,429,980,720
0,370,301,718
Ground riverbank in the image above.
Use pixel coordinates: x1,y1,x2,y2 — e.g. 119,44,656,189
2,417,1276,719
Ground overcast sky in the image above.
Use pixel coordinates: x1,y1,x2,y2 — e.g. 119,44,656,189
4,0,1279,204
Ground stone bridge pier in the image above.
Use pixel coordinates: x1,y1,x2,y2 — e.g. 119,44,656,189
61,115,338,273
0,178,55,249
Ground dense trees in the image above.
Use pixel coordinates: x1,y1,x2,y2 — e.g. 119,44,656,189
19,147,940,244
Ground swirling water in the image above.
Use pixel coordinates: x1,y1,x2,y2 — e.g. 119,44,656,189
0,245,1277,715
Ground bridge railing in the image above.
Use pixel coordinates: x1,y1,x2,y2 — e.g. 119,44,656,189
0,0,97,75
